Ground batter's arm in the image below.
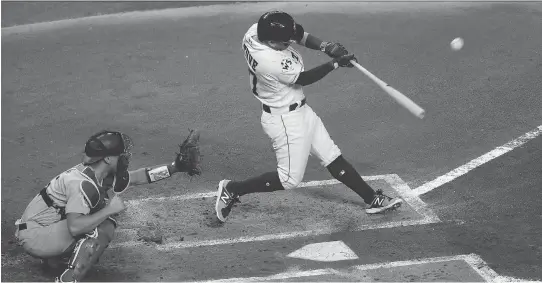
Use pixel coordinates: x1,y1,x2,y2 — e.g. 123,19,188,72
298,32,352,62
297,32,326,51
293,33,342,86
295,62,337,86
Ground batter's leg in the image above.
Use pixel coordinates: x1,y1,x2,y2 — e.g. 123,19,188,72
227,110,312,195
307,107,376,204
309,108,403,213
215,110,312,222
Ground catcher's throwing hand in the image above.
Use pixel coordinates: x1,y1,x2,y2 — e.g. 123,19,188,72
174,129,202,176
333,53,358,68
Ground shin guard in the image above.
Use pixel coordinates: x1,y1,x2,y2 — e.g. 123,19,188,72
56,229,103,283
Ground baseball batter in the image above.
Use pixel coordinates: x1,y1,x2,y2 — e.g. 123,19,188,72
15,130,201,282
215,11,403,222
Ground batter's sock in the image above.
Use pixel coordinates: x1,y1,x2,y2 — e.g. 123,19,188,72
327,155,376,204
226,171,285,197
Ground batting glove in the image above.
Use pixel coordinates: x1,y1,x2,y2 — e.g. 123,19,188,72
333,53,357,68
321,42,349,58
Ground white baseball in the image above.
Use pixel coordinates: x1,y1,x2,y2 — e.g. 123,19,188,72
451,37,464,50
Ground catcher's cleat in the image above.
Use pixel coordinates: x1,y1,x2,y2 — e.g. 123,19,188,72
365,189,403,214
215,180,240,223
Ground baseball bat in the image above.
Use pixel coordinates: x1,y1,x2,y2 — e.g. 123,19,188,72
350,60,425,119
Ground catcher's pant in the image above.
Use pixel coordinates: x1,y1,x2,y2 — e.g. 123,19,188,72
261,103,342,190
16,219,76,259
15,217,116,260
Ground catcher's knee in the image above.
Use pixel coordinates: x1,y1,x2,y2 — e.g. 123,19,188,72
97,218,116,243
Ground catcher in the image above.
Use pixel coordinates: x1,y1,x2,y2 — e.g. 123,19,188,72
14,129,201,282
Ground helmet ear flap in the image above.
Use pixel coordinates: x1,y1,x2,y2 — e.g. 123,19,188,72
292,23,304,43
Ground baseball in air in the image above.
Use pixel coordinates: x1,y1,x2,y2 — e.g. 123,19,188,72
450,37,464,51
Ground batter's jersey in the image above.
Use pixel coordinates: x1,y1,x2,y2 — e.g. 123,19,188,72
18,164,109,227
242,23,306,108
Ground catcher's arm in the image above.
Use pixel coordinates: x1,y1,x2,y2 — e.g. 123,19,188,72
115,129,202,191
127,163,180,186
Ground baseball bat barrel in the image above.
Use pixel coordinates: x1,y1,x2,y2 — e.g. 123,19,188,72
350,60,425,119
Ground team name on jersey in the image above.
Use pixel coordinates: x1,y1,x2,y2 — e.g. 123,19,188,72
243,43,258,72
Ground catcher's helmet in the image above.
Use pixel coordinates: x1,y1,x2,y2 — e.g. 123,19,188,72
257,11,304,43
82,130,134,165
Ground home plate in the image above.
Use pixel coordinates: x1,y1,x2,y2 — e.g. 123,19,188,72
287,241,359,262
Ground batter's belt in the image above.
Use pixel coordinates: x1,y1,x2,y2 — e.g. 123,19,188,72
263,98,306,114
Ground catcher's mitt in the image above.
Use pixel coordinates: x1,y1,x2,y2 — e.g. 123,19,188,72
174,129,201,176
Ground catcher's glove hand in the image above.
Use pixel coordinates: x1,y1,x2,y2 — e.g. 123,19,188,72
174,129,202,176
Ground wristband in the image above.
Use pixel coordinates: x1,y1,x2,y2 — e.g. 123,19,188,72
145,166,171,183
320,41,330,52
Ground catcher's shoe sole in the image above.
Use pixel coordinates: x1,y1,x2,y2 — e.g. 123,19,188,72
215,179,231,223
366,198,403,214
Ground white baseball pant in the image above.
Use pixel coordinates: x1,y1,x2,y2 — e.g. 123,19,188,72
261,103,342,190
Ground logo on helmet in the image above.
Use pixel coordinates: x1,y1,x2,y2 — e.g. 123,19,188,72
270,22,285,28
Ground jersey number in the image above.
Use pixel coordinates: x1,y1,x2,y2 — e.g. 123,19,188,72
248,69,259,96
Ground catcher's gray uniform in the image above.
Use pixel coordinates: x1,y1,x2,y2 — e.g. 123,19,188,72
15,164,113,258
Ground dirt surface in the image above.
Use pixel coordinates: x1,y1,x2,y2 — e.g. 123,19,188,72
2,1,542,282
1,1,232,27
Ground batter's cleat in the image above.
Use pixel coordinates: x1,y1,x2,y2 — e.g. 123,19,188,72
215,179,240,223
366,189,403,214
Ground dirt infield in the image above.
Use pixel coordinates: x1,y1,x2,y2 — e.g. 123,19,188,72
2,1,542,282
1,1,232,27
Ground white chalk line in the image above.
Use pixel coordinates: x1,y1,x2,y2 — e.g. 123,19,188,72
112,217,437,250
411,125,542,196
192,253,540,283
383,174,441,223
126,175,385,206
111,174,440,250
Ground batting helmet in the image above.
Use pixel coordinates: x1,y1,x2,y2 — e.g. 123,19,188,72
82,130,134,165
257,11,304,43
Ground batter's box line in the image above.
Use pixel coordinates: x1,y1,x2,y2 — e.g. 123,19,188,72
110,174,441,251
192,253,540,283
125,174,394,206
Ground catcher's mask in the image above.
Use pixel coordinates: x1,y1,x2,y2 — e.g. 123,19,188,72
82,130,134,169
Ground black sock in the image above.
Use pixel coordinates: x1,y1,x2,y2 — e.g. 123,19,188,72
326,155,375,204
226,171,285,196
